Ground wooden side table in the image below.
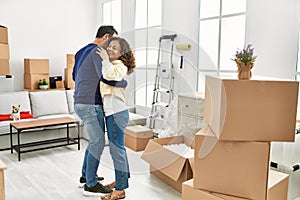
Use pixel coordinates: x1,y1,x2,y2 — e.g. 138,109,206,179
0,160,6,200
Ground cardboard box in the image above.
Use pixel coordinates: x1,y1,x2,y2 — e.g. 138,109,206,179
125,125,153,151
183,173,288,200
182,179,249,200
0,59,9,75
0,44,9,59
204,75,299,141
141,136,194,193
0,26,8,44
66,54,75,68
64,68,74,89
268,170,289,200
194,127,270,200
24,73,49,90
0,160,7,200
24,58,49,74
55,80,64,89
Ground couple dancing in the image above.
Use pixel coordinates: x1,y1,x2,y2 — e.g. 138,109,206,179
73,25,135,200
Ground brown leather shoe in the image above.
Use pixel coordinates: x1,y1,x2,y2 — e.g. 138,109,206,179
101,190,125,200
105,181,116,189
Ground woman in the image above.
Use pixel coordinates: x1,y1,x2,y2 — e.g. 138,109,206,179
97,36,135,200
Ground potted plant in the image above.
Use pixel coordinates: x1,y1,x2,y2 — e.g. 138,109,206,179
232,44,257,80
38,79,49,89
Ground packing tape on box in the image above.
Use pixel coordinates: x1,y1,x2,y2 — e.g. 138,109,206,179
176,44,191,51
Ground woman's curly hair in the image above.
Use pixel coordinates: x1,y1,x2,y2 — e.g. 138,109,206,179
103,37,136,75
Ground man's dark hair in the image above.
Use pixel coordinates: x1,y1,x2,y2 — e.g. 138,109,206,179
95,25,118,38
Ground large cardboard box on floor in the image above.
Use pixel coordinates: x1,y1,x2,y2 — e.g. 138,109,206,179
182,179,249,200
24,74,49,90
0,59,9,75
204,75,299,142
194,127,271,200
125,125,153,151
182,170,289,200
0,26,8,44
141,136,194,193
0,44,9,60
268,170,289,200
24,59,49,74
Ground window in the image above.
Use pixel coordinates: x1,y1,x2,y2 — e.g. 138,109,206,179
102,0,121,33
134,0,162,107
198,0,247,91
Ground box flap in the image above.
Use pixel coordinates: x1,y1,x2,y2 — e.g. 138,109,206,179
141,136,191,181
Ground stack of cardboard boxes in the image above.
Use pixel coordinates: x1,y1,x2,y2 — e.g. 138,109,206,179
24,58,50,90
64,54,75,89
0,25,10,76
182,75,299,200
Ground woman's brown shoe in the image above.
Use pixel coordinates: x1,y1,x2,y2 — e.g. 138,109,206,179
105,181,116,189
101,190,125,200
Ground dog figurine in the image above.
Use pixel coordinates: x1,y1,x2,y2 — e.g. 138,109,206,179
10,105,21,121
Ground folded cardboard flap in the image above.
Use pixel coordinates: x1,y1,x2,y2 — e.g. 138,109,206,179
141,135,194,181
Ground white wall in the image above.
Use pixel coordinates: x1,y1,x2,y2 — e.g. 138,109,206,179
1,0,300,91
247,0,299,79
0,0,98,91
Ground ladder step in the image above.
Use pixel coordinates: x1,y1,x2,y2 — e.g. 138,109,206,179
152,102,169,107
154,88,170,93
160,34,177,41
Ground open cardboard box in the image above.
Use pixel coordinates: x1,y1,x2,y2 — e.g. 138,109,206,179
141,135,194,192
204,75,299,142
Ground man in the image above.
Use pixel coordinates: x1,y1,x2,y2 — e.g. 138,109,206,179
73,25,127,197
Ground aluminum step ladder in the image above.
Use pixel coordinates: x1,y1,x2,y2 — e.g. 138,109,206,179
149,34,177,133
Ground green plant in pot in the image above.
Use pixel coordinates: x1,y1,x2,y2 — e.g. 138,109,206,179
38,79,49,89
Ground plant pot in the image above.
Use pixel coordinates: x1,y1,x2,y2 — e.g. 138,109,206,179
236,60,254,80
39,85,48,90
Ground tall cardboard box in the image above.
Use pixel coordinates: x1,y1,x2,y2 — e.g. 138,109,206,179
125,125,153,151
24,59,49,74
0,26,8,44
141,136,194,193
64,68,74,89
0,60,10,75
194,127,270,200
204,75,299,141
66,54,75,68
0,44,9,60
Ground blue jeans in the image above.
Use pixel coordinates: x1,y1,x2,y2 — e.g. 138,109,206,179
74,103,105,187
106,110,130,191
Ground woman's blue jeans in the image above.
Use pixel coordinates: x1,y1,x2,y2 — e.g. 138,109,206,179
74,103,105,187
106,110,130,191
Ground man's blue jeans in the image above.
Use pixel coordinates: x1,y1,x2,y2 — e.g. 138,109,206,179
74,103,105,187
106,110,130,191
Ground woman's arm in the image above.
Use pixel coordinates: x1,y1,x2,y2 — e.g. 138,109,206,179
97,48,127,81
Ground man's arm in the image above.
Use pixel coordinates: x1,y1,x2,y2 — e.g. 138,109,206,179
101,77,128,88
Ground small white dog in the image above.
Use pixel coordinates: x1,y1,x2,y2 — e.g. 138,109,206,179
10,105,21,121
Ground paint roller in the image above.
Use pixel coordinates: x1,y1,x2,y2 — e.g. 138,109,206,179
176,44,191,69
